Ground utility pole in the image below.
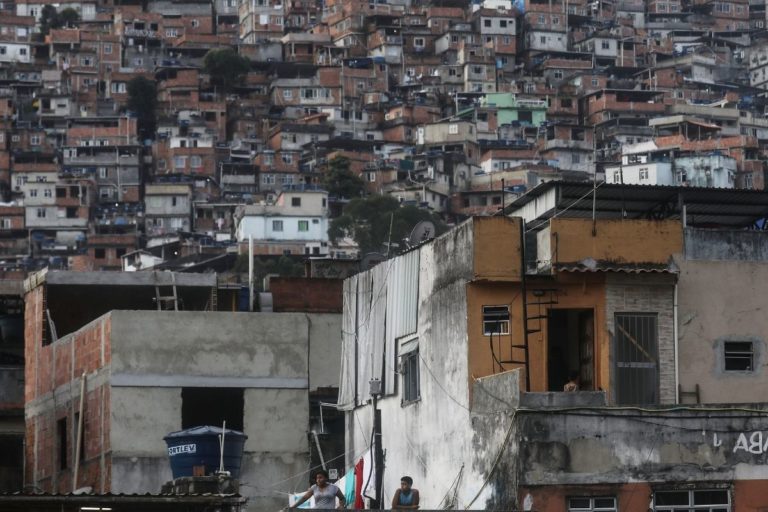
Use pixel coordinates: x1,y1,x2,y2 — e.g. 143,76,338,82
370,379,384,509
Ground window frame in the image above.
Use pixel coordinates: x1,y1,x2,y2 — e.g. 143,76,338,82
482,305,510,336
567,496,617,511
723,341,754,372
297,219,309,232
400,337,420,405
653,488,730,511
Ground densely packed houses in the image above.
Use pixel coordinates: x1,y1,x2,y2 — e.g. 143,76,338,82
1,0,768,272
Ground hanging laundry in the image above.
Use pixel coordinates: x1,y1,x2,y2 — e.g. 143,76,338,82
289,492,313,509
354,457,365,509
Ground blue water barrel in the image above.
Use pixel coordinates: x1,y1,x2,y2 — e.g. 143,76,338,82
163,426,248,479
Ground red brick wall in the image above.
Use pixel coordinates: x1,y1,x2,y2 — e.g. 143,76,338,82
270,277,343,313
24,293,113,492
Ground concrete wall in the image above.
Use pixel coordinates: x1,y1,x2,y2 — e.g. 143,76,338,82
472,216,522,281
25,306,340,510
684,228,768,261
108,310,337,510
676,258,768,404
236,215,328,243
517,406,768,508
676,229,768,404
547,218,683,265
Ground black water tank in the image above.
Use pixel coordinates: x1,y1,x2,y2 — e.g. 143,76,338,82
164,426,248,479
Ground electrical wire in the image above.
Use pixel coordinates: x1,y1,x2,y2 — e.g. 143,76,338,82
252,446,364,491
622,429,662,511
515,407,768,431
463,411,516,510
341,256,397,336
417,351,470,412
362,426,376,503
513,404,768,416
524,181,606,233
438,464,465,509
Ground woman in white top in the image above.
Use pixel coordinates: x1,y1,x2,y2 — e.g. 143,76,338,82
290,470,346,509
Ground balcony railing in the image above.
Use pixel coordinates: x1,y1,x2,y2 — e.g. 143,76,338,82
124,28,161,39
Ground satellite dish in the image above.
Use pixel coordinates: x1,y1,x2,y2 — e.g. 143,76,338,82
361,252,386,271
408,221,436,247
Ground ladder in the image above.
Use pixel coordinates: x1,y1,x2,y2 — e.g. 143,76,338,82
155,273,179,311
498,219,558,391
501,287,559,390
208,278,218,312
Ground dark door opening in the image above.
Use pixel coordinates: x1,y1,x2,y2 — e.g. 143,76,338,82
547,309,595,391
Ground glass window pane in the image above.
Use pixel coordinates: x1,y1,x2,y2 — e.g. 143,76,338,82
594,497,616,508
655,491,690,506
568,497,590,509
693,490,728,505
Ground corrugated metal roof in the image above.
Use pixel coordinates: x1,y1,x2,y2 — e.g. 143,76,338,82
507,181,768,230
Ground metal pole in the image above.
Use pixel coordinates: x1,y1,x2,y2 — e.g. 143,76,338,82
372,392,384,509
519,219,531,392
248,235,254,311
73,373,86,493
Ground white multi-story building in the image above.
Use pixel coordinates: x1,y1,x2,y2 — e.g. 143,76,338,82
235,189,330,255
606,142,737,188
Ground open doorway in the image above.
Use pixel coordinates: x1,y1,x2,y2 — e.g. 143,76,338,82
547,309,595,391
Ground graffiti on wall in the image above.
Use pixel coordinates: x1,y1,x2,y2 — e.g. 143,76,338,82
713,431,768,454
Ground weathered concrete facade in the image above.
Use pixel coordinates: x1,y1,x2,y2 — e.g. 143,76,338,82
340,216,685,509
340,215,768,511
676,228,768,404
342,218,520,509
517,395,768,511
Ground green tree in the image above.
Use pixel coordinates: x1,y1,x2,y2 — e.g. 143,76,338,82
58,7,80,27
329,195,446,255
39,5,59,37
127,76,157,140
203,48,251,93
39,5,80,37
321,156,365,199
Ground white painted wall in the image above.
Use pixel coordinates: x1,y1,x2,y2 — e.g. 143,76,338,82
341,222,518,510
527,31,567,52
606,162,674,186
0,43,31,64
237,215,328,242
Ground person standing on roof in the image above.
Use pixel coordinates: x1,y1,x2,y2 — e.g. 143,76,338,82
290,469,346,509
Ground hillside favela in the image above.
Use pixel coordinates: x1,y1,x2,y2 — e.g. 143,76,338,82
3,0,768,511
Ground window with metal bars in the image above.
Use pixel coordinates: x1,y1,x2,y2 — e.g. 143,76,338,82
723,341,753,372
614,313,658,405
